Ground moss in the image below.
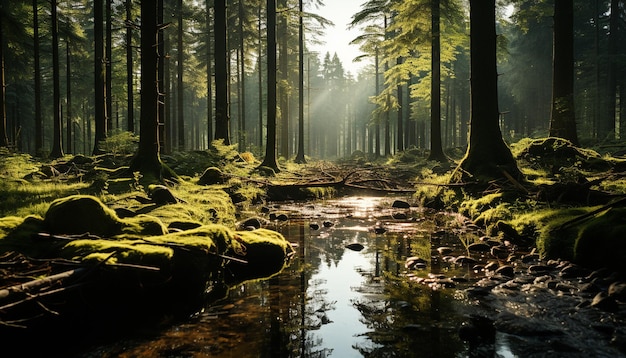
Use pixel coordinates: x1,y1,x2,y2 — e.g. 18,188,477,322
458,193,503,219
225,228,293,284
503,207,593,260
198,167,226,185
44,195,124,237
574,208,626,273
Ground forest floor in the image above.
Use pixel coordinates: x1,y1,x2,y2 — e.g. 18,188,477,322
2,135,626,354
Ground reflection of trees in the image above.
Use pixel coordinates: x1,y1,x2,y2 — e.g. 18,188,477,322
351,230,466,357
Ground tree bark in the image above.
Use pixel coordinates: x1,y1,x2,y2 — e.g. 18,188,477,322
206,0,213,145
428,0,447,162
295,0,306,163
106,0,113,132
50,0,64,158
278,0,289,158
66,40,72,154
0,5,7,149
214,0,231,145
549,0,578,145
260,0,280,172
33,0,43,154
455,0,522,183
93,0,107,154
177,0,185,150
126,0,134,133
130,0,170,182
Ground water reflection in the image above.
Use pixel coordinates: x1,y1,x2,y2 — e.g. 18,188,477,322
89,197,469,357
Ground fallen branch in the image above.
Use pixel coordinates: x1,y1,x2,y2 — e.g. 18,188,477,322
556,196,626,231
0,267,89,301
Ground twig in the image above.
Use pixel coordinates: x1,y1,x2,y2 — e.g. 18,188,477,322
556,196,626,231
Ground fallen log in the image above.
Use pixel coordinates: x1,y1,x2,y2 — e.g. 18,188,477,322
0,267,89,301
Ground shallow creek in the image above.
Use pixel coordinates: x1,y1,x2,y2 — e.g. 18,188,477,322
85,196,626,358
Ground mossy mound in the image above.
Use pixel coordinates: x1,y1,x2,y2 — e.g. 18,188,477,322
512,137,610,171
574,208,626,273
225,228,294,284
198,166,226,185
499,206,626,273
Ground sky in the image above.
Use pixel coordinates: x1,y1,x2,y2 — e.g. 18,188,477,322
307,0,370,76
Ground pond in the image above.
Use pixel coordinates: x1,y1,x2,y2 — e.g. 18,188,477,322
82,195,625,358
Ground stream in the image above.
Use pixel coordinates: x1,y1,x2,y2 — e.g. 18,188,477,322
80,195,626,358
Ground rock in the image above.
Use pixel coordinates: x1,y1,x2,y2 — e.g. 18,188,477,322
240,217,265,230
149,184,178,205
392,212,408,220
406,256,428,270
323,220,334,228
391,200,411,208
559,264,591,279
608,281,626,302
346,242,365,252
468,242,491,253
454,256,479,266
261,206,271,213
309,223,320,230
528,265,552,275
373,225,386,234
198,166,226,185
495,265,515,278
276,214,289,222
484,261,499,271
490,245,509,259
591,292,619,312
436,246,453,255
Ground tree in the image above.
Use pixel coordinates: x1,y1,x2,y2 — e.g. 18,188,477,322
549,0,578,145
33,0,43,154
125,0,134,133
0,2,7,148
130,0,173,182
106,0,113,132
427,0,447,162
93,0,106,154
50,0,64,158
259,0,280,172
177,0,185,150
453,0,521,183
294,0,306,163
214,0,231,145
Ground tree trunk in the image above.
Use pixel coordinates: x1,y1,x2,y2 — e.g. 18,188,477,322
260,0,280,172
106,0,113,132
33,0,43,154
278,0,289,158
177,0,185,150
157,0,166,152
428,0,446,162
66,40,72,154
605,0,619,140
126,0,134,133
455,0,522,183
206,0,213,145
238,0,247,151
396,58,404,152
258,4,264,153
549,0,578,145
214,0,231,145
50,0,64,158
130,0,171,182
93,0,106,154
0,6,7,149
294,0,306,163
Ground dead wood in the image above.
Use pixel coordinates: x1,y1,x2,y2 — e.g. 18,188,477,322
0,267,89,301
556,196,626,231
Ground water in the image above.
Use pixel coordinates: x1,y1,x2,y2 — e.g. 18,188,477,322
82,196,626,357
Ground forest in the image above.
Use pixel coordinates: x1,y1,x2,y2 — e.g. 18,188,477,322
0,0,622,161
1,0,626,356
